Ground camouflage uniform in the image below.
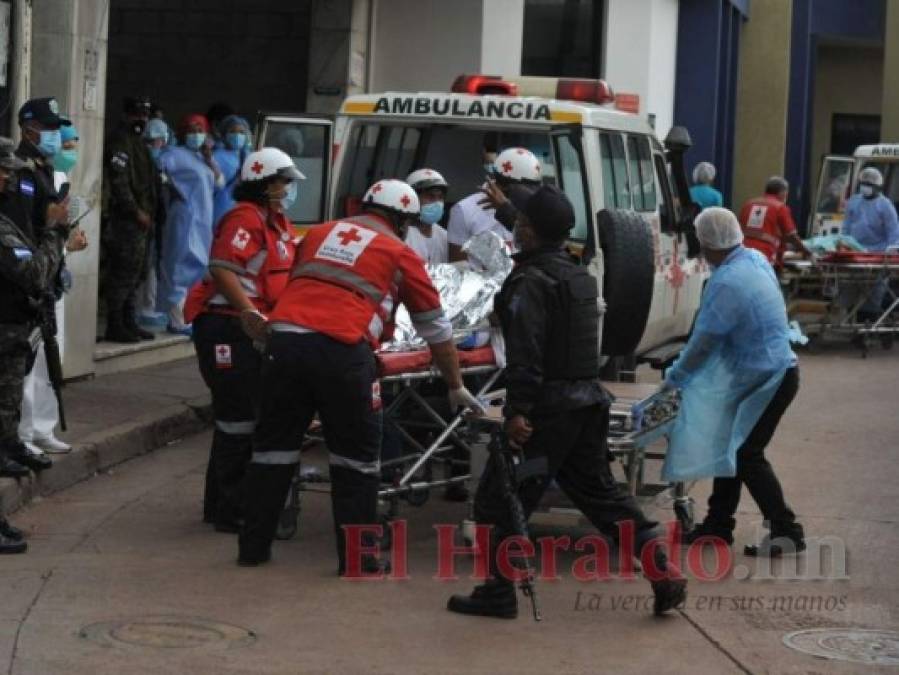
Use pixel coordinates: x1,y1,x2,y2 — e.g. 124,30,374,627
0,210,67,457
102,123,158,329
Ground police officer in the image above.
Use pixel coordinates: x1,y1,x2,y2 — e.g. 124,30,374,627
184,148,304,532
239,179,482,573
0,137,72,552
447,186,687,619
103,95,158,342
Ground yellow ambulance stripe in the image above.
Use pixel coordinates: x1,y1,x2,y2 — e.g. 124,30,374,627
550,110,582,123
343,101,377,114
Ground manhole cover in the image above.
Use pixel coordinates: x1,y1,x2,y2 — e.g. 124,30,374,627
79,616,256,651
783,628,899,666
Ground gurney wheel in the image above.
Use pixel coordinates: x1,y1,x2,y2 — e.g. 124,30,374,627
674,500,694,531
275,508,299,540
404,488,430,507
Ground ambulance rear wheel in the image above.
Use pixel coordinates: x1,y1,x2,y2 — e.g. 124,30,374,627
597,209,655,356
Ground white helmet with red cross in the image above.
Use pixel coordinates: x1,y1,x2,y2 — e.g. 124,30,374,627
362,178,420,216
240,147,305,182
492,147,542,184
405,168,449,194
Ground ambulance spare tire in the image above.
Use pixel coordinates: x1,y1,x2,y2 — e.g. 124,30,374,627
597,209,655,356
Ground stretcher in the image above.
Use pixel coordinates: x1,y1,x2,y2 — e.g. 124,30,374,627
276,346,693,541
783,250,899,357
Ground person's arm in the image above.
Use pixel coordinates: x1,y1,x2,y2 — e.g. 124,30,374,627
446,201,469,262
106,139,149,226
0,219,67,298
881,199,899,250
500,273,548,418
779,205,811,257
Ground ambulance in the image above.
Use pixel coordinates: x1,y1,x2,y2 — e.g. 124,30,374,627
810,143,899,237
255,75,706,369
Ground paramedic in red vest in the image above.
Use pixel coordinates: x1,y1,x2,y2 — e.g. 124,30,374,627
738,176,810,270
184,148,304,533
238,178,481,573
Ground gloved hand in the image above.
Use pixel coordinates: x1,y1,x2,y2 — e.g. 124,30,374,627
448,386,486,416
240,308,269,342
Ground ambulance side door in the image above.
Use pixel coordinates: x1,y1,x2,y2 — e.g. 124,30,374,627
809,155,854,237
256,113,334,227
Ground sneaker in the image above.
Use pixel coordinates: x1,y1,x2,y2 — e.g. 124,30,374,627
0,518,24,541
651,577,688,616
32,434,72,454
166,323,192,337
447,580,518,619
0,533,27,555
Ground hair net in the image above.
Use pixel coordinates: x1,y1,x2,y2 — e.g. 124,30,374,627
859,166,884,187
695,207,744,250
692,161,716,185
218,114,250,136
144,118,169,141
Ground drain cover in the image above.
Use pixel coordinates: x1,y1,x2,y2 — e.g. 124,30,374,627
783,628,899,666
79,616,256,651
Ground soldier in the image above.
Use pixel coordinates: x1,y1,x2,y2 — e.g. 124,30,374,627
0,137,72,552
102,95,158,342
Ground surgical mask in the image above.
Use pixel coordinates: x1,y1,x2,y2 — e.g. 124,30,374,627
860,184,875,198
419,201,444,225
226,132,247,150
37,129,62,157
281,181,298,211
53,148,78,173
185,132,206,150
149,146,162,161
484,163,495,175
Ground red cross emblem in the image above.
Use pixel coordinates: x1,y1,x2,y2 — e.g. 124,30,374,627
337,227,363,246
372,183,383,193
400,194,411,208
753,206,763,218
216,345,229,359
236,230,250,244
502,160,513,174
251,161,264,175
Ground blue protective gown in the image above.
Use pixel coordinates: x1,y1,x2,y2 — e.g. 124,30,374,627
689,184,723,210
211,146,245,226
842,194,899,252
662,247,796,481
156,145,215,315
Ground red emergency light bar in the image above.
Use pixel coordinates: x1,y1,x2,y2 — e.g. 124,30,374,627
451,74,618,107
451,75,519,96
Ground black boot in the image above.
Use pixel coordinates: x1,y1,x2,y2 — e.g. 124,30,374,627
0,518,24,541
105,309,140,343
744,523,805,557
0,456,30,478
682,521,734,545
124,303,155,341
447,578,518,619
651,577,688,615
7,443,52,472
0,532,26,555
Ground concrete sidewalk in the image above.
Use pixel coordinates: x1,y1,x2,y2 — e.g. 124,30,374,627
0,357,210,515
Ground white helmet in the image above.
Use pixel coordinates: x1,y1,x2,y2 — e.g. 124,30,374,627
405,168,449,194
241,147,305,182
492,147,542,184
362,179,420,215
859,166,884,188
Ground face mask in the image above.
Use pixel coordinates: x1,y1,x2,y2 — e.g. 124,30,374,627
281,181,298,211
226,132,247,150
53,148,78,173
484,163,495,175
185,132,206,150
860,184,875,198
37,129,62,157
149,146,162,161
419,201,444,225
131,119,147,135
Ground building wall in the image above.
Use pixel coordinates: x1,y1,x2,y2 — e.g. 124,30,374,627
882,0,899,140
369,0,516,93
31,0,108,378
810,44,883,168
604,0,679,138
731,0,793,213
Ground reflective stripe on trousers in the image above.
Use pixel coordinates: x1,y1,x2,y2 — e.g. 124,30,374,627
215,419,256,435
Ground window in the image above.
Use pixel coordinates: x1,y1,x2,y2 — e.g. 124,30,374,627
653,154,677,233
554,133,590,240
626,135,657,212
815,157,854,215
522,0,604,77
262,119,330,225
599,132,630,209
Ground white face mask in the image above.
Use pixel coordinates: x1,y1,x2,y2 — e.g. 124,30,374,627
860,184,875,198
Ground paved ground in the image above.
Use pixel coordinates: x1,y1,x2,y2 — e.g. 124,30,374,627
1,342,897,674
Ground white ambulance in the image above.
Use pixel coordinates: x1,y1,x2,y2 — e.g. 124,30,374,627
256,75,706,369
810,144,899,237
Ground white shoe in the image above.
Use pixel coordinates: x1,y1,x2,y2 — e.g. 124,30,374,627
33,435,72,454
23,441,47,456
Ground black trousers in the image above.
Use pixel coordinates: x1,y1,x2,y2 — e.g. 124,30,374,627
474,402,661,579
240,331,382,567
704,367,801,536
194,313,262,526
